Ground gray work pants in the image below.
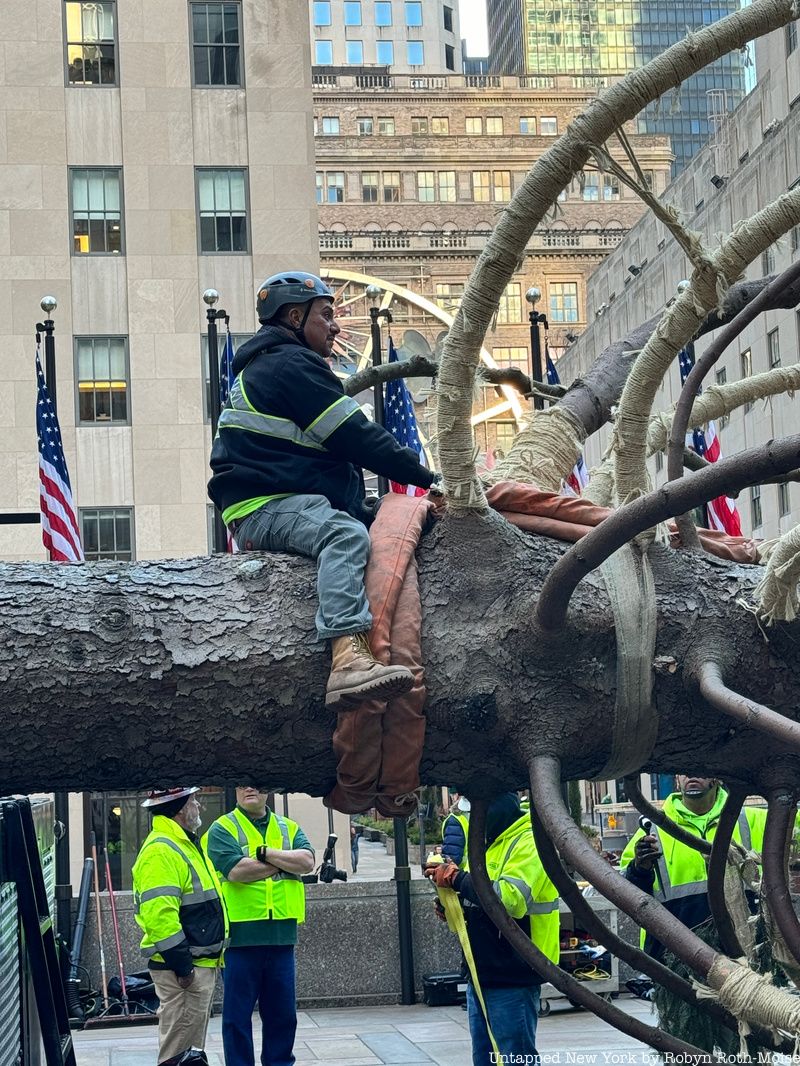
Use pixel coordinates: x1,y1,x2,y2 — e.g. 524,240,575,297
234,494,372,639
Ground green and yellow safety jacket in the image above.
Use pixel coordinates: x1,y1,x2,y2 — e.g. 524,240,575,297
207,326,434,528
620,789,766,959
203,807,314,947
455,813,560,988
132,814,228,976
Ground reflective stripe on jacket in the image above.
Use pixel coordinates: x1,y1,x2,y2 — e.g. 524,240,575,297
132,814,228,969
205,808,307,924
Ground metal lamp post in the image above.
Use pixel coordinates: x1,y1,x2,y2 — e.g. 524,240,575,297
204,289,229,553
526,286,547,411
365,285,414,1004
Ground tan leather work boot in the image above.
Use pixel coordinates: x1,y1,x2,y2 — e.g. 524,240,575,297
326,633,413,710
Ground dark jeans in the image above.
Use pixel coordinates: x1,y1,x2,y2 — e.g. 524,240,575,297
466,983,540,1066
222,945,297,1066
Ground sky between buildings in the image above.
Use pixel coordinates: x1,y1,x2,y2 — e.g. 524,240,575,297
459,0,488,54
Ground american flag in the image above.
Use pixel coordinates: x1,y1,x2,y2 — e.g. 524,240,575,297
678,343,742,536
383,337,430,496
546,350,589,496
36,349,84,562
219,329,239,552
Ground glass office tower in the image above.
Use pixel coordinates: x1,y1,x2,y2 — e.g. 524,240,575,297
487,1,752,173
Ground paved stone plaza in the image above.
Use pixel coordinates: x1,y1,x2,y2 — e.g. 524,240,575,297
73,997,665,1065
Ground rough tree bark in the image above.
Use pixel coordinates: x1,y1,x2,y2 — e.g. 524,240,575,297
3,515,800,796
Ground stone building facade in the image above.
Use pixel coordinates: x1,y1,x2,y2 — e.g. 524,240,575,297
314,71,672,454
557,22,800,540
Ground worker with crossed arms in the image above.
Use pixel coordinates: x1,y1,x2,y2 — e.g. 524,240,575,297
425,792,560,1065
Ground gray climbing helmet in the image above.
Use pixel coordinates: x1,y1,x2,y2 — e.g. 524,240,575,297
256,272,333,324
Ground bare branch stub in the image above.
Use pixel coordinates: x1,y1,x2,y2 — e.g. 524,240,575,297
535,433,800,633
761,788,800,967
705,786,747,960
467,799,710,1058
343,354,438,397
624,774,711,856
697,660,800,752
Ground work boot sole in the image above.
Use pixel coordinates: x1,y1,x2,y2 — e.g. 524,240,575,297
325,669,413,710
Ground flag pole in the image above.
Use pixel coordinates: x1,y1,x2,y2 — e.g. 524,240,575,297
203,289,229,553
366,284,392,496
36,295,73,950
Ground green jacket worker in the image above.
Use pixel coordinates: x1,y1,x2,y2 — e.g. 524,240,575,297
207,272,435,711
204,786,315,1066
425,793,559,1066
620,775,766,961
132,787,227,1064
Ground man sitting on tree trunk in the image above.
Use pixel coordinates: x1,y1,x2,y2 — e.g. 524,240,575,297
208,271,435,710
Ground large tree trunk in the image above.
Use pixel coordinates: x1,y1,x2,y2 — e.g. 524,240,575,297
2,514,797,796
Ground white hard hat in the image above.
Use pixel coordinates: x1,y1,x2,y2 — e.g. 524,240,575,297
141,787,200,809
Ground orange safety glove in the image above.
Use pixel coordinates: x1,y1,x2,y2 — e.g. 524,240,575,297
424,861,460,889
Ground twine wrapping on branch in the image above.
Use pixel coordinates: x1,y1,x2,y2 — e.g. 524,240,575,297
487,406,586,491
696,960,800,1056
753,524,800,624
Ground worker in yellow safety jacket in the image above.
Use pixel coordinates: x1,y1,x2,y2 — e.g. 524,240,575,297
425,792,560,1066
203,785,316,1066
620,775,767,961
132,787,227,1064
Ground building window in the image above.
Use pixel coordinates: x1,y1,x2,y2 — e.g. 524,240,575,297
321,116,340,135
357,116,374,136
492,346,528,369
75,336,128,424
751,485,762,530
493,422,515,455
65,1,117,85
346,40,364,64
431,117,449,135
540,116,558,135
315,172,323,203
411,117,428,135
417,171,435,202
376,40,394,64
741,348,753,413
497,282,522,324
81,508,134,562
493,170,511,202
445,44,455,70
362,172,378,202
438,171,456,202
786,19,798,56
779,481,791,518
603,175,620,201
549,282,579,323
344,1,362,25
190,2,241,87
196,168,248,253
378,116,395,135
582,173,600,201
519,117,536,134
315,40,333,64
383,171,401,202
323,171,345,203
313,1,331,25
71,168,123,254
435,282,464,312
405,1,422,26
466,117,482,135
715,366,728,429
762,245,776,274
375,1,392,27
768,327,781,367
443,4,454,32
407,41,424,65
486,117,503,135
472,171,490,202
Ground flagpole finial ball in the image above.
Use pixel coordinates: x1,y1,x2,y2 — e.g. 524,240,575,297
202,288,220,307
365,284,382,305
676,280,690,294
40,295,57,315
525,287,542,306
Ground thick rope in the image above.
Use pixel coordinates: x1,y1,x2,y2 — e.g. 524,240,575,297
595,544,658,779
753,525,800,624
698,960,800,1055
487,406,585,491
648,363,800,455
